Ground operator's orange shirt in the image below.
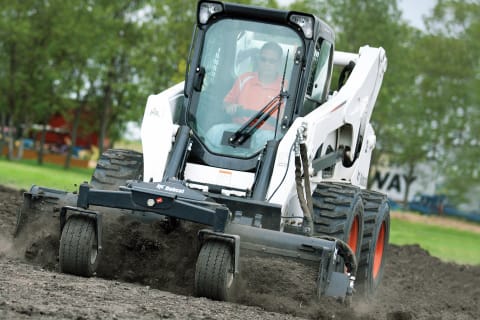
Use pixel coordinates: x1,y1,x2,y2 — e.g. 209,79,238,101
224,72,284,125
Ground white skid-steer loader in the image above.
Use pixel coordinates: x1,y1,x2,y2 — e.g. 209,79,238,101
16,0,390,302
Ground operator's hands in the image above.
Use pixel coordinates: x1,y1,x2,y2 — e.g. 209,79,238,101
225,103,242,115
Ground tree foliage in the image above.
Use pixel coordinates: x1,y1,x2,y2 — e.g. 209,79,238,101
422,0,480,202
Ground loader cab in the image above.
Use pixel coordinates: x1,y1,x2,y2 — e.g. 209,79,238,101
183,1,335,172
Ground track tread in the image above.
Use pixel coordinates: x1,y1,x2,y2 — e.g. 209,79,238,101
90,149,143,190
312,183,364,248
356,189,390,297
358,190,386,266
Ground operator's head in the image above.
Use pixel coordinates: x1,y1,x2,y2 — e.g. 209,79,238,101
258,42,283,83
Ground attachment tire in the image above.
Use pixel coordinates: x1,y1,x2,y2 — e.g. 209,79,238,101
59,215,99,277
194,240,235,301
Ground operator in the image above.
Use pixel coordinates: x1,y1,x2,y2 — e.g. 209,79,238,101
224,41,285,125
205,42,285,153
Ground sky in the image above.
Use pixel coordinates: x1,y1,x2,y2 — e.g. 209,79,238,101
276,0,436,30
397,0,436,29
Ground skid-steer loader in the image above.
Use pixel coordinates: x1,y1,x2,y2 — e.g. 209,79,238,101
15,0,390,302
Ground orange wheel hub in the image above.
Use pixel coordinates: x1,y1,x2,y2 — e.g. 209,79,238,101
373,222,386,279
348,215,359,254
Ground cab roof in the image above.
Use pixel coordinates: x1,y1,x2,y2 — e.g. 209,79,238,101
197,0,335,43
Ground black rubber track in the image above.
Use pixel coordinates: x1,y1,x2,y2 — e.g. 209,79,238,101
90,149,144,190
356,189,390,297
59,215,99,277
311,182,364,260
194,241,235,301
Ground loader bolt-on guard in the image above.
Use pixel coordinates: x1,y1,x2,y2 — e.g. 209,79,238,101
17,0,390,304
224,223,355,298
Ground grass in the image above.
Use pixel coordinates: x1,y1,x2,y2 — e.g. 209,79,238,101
0,157,93,192
390,217,480,265
0,156,478,265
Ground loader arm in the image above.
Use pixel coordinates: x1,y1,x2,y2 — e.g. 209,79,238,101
267,46,387,217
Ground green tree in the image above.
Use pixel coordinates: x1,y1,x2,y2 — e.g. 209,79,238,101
422,0,480,203
0,1,37,159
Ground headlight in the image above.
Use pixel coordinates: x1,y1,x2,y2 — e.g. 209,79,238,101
198,2,223,24
289,14,314,39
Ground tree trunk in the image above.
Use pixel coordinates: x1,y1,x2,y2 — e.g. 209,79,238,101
6,117,14,161
99,82,112,157
0,113,5,158
402,162,416,208
7,43,17,161
367,149,382,189
37,123,47,165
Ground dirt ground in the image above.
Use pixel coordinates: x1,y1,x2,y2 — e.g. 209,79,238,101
1,185,479,320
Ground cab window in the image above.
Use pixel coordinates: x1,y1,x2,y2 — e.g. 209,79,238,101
302,39,333,115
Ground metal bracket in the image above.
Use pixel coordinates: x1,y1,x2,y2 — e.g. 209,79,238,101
74,181,231,233
311,149,344,173
324,272,350,298
316,241,350,299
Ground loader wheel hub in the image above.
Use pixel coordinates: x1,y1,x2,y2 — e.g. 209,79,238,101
373,222,386,279
348,215,359,254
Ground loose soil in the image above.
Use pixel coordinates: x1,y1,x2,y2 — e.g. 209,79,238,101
1,185,479,319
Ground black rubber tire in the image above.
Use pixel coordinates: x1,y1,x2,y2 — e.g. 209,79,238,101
59,215,99,277
90,149,144,190
356,190,390,297
311,182,364,261
194,240,235,301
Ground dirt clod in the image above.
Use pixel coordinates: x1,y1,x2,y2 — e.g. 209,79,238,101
0,185,479,319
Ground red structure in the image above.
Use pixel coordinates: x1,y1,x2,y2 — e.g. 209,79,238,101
38,111,100,151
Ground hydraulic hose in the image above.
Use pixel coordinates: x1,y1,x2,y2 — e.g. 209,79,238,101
297,139,357,276
300,142,314,216
295,156,309,216
320,235,358,277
